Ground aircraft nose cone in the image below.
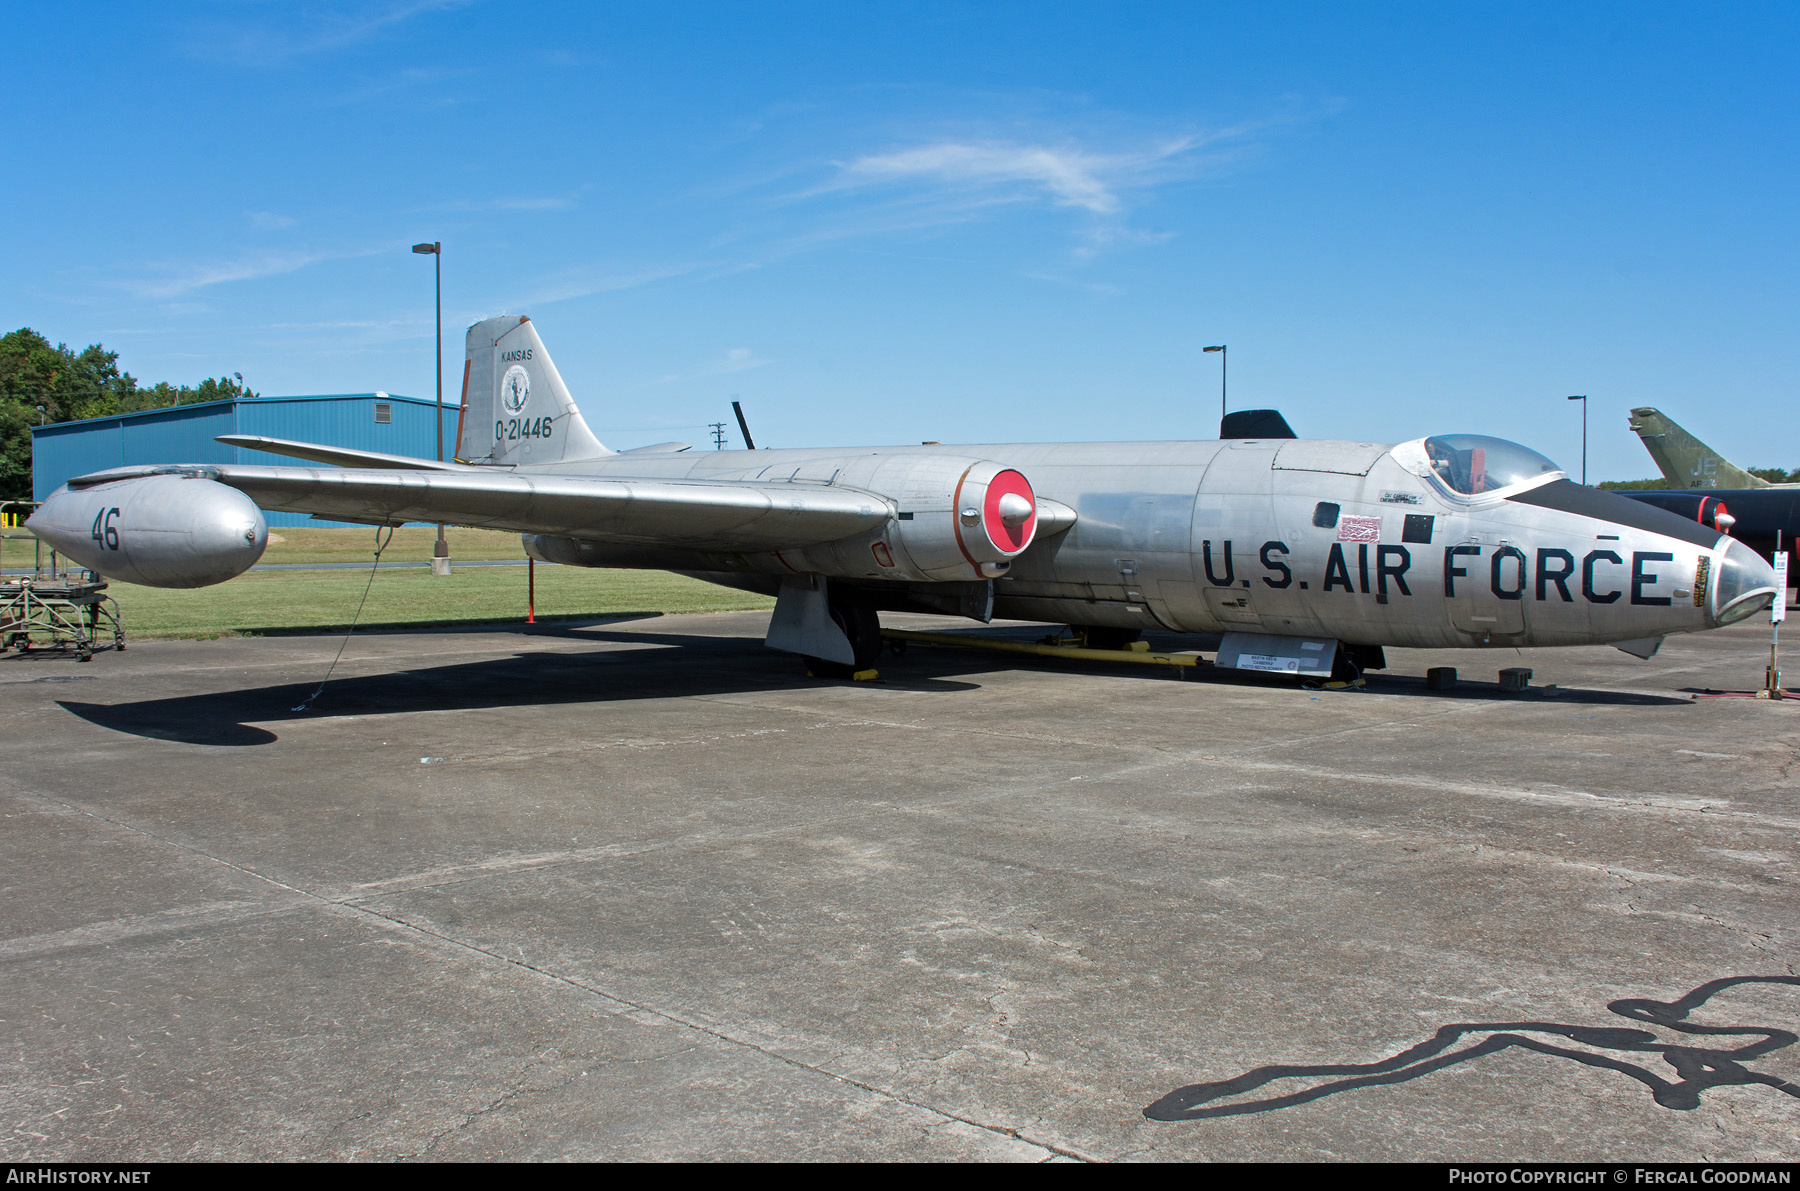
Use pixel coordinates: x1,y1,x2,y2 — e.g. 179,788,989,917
997,492,1034,527
1712,538,1780,626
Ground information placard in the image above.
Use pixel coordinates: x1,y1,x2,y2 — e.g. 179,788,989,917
1775,551,1789,623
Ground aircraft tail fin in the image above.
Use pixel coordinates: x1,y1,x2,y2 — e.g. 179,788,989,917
457,315,612,466
1627,407,1766,490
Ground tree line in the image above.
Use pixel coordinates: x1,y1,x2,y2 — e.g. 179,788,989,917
1601,467,1797,490
0,327,257,501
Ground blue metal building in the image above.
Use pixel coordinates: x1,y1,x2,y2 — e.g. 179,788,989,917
31,392,445,527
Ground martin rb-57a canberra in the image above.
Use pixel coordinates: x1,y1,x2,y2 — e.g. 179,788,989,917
29,316,1781,679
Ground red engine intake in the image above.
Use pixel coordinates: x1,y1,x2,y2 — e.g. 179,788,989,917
958,467,1037,564
1697,497,1736,534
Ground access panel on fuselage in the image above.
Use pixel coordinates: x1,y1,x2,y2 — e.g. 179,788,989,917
1178,442,1282,634
1265,451,1439,643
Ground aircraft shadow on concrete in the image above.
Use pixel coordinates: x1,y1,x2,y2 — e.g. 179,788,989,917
1340,674,1690,707
54,625,983,747
1144,975,1800,1121
893,637,1689,707
55,622,1688,746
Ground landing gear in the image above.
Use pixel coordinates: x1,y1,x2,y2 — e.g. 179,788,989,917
1072,625,1141,651
805,587,881,677
1333,644,1386,683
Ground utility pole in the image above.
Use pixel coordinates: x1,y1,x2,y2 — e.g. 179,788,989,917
709,422,727,450
412,241,450,575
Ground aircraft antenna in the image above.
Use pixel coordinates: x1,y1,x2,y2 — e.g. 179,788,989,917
732,399,757,450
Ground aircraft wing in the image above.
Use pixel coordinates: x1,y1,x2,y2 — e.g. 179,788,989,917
68,463,892,550
215,434,479,472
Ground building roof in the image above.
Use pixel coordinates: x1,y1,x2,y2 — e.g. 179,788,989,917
31,392,430,435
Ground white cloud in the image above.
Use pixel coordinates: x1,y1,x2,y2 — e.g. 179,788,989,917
713,347,770,375
762,102,1331,263
835,139,1188,214
830,138,1197,216
655,347,773,385
423,195,577,214
501,261,710,310
122,244,389,300
189,1,472,64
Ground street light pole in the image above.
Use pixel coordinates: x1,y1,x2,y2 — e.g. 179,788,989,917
1567,395,1587,485
1204,344,1226,431
413,241,450,573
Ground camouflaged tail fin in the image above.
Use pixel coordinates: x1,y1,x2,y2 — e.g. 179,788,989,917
1628,407,1767,490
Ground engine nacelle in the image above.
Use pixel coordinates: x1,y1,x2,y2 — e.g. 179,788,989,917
28,475,268,587
522,454,1042,584
885,458,1038,579
753,454,1040,582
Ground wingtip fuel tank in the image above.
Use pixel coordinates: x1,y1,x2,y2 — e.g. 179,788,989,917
28,473,268,588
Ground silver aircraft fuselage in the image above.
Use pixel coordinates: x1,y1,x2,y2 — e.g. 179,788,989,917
508,434,1773,650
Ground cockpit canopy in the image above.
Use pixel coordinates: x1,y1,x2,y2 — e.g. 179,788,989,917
1422,435,1562,495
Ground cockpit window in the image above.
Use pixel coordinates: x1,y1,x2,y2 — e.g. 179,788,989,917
1423,435,1561,495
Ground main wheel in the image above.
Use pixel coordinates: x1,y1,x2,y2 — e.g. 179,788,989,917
806,589,881,677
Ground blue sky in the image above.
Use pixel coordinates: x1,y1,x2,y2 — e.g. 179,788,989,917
5,2,1795,479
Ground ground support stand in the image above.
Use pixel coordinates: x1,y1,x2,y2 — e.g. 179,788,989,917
0,577,125,662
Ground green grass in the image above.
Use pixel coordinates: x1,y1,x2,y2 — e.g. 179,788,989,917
108,564,773,639
5,527,771,639
260,525,531,565
1,525,531,573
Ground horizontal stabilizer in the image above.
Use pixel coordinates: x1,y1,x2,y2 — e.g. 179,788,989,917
216,434,478,472
617,442,693,454
71,463,893,551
